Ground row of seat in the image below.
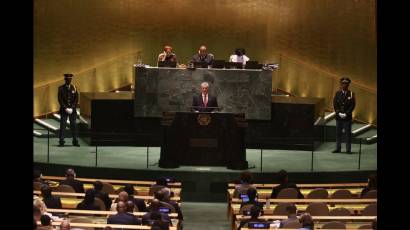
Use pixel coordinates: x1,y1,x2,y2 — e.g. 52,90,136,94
228,187,376,199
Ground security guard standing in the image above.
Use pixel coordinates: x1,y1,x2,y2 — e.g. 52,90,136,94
332,77,355,153
58,73,80,147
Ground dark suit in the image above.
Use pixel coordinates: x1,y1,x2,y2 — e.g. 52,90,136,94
191,53,214,65
94,190,112,211
142,211,170,223
130,196,147,212
107,213,141,225
192,94,218,112
333,90,356,152
240,200,264,209
60,179,85,193
58,83,79,145
270,183,304,199
167,200,183,220
43,196,62,209
280,216,299,228
237,218,267,230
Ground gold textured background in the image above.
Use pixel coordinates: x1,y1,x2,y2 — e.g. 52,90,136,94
34,0,376,124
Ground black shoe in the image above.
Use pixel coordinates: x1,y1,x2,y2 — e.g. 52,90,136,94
73,143,80,147
346,151,353,154
332,149,341,153
58,143,65,147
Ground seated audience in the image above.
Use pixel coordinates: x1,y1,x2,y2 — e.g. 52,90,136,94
41,185,62,209
299,213,314,230
233,170,256,198
361,174,377,197
76,189,100,210
124,184,147,212
155,188,183,220
158,45,177,63
237,205,266,230
60,168,84,193
150,211,170,230
271,169,304,198
92,181,112,210
190,45,214,66
142,199,171,224
34,205,42,222
280,205,298,228
34,169,47,185
34,198,53,219
240,187,263,209
37,214,53,230
107,201,141,225
111,191,129,211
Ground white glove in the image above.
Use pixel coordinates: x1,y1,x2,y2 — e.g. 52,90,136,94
65,108,73,114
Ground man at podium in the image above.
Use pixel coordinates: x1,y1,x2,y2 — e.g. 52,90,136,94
192,82,218,112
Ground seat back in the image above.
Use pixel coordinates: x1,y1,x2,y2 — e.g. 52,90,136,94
329,207,351,216
282,220,302,228
362,190,377,199
70,217,94,230
277,188,298,199
306,188,329,199
321,221,346,229
52,185,76,197
362,203,377,216
331,189,354,199
239,204,254,215
93,197,106,211
357,224,373,229
306,202,330,216
101,182,116,195
272,202,293,215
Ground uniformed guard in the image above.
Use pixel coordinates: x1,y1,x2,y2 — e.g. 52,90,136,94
332,77,356,153
58,73,79,147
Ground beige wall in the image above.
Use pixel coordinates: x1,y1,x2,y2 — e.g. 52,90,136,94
34,0,376,124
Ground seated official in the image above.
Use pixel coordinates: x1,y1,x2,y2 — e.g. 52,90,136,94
280,205,299,228
192,82,218,112
234,170,256,198
92,181,112,211
107,201,141,225
361,174,377,197
124,184,147,212
237,206,267,230
270,169,304,199
191,45,214,66
142,199,171,224
240,187,263,209
76,189,100,210
158,45,177,63
229,48,250,65
60,168,85,193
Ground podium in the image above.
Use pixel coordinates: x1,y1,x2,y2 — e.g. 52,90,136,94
159,112,248,170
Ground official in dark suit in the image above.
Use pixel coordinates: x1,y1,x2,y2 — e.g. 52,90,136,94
270,170,304,199
60,168,85,193
191,45,214,66
58,73,80,147
124,184,147,212
332,77,356,154
107,201,141,225
192,82,218,112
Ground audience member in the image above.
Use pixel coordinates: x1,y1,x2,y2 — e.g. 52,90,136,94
124,184,147,212
155,188,183,220
280,205,298,228
271,169,304,198
34,169,47,185
92,181,112,210
233,171,256,198
41,185,62,209
107,201,141,225
142,199,170,224
361,174,377,197
111,191,129,211
59,220,70,230
239,187,263,209
237,205,266,230
60,168,84,193
299,213,314,230
37,215,53,230
76,189,100,210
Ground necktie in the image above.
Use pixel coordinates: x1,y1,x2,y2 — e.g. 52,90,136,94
203,95,208,107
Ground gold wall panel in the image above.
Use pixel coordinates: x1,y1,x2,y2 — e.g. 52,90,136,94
34,0,376,123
